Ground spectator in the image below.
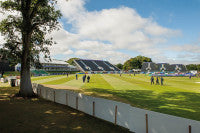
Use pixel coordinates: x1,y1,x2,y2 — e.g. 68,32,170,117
151,76,154,85
161,76,164,85
156,77,159,85
82,74,86,83
87,75,90,83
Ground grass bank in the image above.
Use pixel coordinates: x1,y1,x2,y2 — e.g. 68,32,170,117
0,86,130,133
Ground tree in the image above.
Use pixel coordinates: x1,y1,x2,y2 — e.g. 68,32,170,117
116,63,123,70
123,55,152,70
186,64,197,71
197,64,200,71
67,58,79,66
186,64,200,71
0,0,62,97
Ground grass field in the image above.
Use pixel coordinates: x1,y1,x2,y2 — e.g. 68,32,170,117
31,74,200,121
0,86,130,133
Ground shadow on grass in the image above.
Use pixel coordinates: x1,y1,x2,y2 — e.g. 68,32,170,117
84,87,200,121
0,87,130,133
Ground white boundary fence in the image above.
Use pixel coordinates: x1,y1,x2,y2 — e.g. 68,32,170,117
32,83,200,133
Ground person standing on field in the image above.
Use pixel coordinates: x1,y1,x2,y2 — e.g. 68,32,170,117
161,76,164,85
87,75,90,83
76,74,78,80
156,76,159,85
151,76,154,85
82,74,86,83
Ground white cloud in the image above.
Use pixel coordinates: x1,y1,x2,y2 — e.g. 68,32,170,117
57,0,86,23
144,22,181,37
168,44,200,53
74,49,130,64
64,49,74,55
54,0,183,63
75,50,89,56
2,0,197,64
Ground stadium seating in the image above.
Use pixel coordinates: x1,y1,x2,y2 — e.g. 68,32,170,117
75,60,91,71
157,63,170,72
94,60,111,71
141,62,158,73
74,59,120,72
141,62,187,73
104,61,120,71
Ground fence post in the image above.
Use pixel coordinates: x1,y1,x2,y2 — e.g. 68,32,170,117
53,90,55,102
93,101,95,116
76,97,78,110
66,93,68,105
115,105,117,124
189,125,191,133
145,114,148,133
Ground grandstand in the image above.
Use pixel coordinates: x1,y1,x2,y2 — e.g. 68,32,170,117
157,63,170,72
14,59,79,76
38,59,77,72
141,62,159,73
74,59,120,72
173,64,187,72
141,62,187,73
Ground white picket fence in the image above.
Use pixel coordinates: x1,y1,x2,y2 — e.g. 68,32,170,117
32,83,200,133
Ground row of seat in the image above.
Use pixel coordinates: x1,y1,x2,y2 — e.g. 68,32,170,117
141,62,187,72
75,59,120,72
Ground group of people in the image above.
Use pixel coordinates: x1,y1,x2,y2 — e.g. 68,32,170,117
120,72,136,77
151,76,164,85
82,74,90,83
67,73,91,83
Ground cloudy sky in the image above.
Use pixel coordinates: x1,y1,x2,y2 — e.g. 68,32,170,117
1,0,200,64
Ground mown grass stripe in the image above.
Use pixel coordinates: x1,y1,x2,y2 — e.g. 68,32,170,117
31,75,63,81
42,75,75,85
32,75,67,84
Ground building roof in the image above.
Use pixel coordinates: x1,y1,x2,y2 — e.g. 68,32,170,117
40,59,68,65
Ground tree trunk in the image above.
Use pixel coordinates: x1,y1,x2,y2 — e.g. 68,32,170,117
19,33,34,96
19,32,34,97
20,64,33,97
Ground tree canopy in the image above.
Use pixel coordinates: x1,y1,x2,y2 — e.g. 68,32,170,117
123,55,152,70
186,64,200,71
116,63,123,70
0,0,62,97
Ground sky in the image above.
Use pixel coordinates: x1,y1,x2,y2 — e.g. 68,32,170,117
0,0,200,64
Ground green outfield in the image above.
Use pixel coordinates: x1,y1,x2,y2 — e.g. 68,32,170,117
1,74,192,121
